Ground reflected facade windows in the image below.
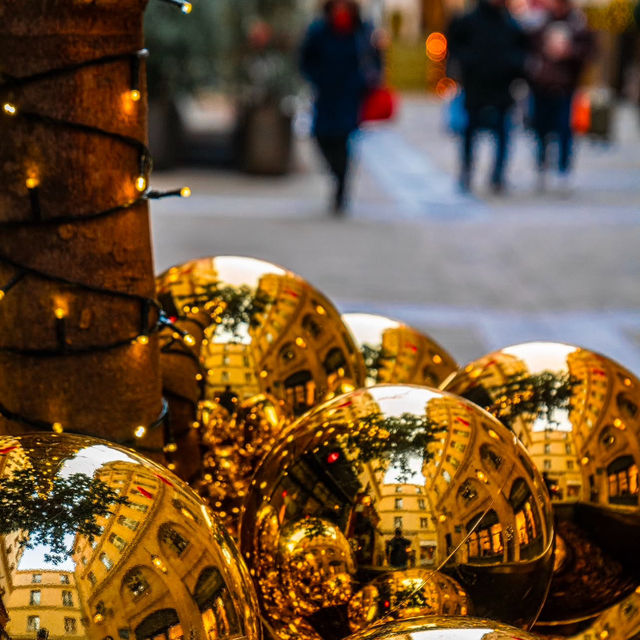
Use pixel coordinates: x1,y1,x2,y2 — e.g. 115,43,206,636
118,516,139,531
110,533,128,552
100,552,114,571
607,456,639,505
27,616,40,631
62,590,74,606
466,510,504,561
64,617,77,634
29,590,41,606
32,574,41,584
159,524,189,556
124,569,151,600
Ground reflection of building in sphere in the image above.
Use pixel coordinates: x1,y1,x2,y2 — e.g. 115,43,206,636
157,257,365,418
72,461,243,640
240,385,553,639
443,342,640,634
0,435,260,640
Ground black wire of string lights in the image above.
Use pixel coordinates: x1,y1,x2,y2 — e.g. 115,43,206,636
0,0,193,451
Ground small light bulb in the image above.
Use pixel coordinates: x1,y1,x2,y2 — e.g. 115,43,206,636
129,89,141,102
52,422,64,434
135,175,147,192
163,442,178,453
26,177,39,189
0,291,5,301
3,103,17,116
181,1,192,13
54,307,66,319
183,333,196,347
195,373,203,381
191,421,200,429
137,335,149,345
180,186,191,198
167,462,176,471
134,425,146,438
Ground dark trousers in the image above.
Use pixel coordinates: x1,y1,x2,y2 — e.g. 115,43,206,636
461,105,510,187
316,134,351,209
531,91,574,173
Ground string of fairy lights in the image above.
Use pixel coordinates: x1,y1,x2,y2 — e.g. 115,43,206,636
0,0,194,457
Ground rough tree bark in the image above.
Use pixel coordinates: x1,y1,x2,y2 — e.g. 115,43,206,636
0,0,163,451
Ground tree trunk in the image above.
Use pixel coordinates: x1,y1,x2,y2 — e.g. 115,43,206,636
0,0,163,452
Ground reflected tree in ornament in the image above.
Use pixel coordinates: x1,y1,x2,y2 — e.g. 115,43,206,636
0,469,128,564
461,371,579,432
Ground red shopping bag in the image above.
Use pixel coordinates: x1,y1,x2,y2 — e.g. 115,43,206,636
360,87,398,123
571,90,591,134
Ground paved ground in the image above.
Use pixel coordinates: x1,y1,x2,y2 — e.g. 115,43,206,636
150,95,640,374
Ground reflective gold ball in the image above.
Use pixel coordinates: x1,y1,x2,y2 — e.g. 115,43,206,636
239,384,554,640
442,341,640,633
342,313,457,387
157,256,366,417
343,616,542,640
0,432,261,640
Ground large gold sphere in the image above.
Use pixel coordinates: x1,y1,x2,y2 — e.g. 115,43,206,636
156,256,366,523
157,256,366,417
342,314,457,387
239,385,554,639
442,342,640,633
343,616,541,640
0,433,261,640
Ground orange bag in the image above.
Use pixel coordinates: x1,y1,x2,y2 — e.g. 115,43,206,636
571,90,591,134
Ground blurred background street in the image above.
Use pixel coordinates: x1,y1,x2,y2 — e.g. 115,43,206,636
145,0,640,373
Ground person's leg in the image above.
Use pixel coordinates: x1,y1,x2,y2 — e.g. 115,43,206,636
532,92,549,174
557,92,574,175
491,108,509,191
460,109,477,192
316,135,350,212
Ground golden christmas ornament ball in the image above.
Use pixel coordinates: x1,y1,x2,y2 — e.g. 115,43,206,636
342,313,457,387
442,341,640,634
0,432,261,640
239,384,554,640
342,616,542,640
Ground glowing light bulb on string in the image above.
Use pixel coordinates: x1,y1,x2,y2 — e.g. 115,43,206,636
3,103,17,116
135,175,147,192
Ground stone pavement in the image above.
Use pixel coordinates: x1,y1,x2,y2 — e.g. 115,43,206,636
150,95,640,374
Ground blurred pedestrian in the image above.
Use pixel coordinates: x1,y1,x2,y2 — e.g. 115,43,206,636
527,0,593,192
300,0,382,214
447,0,528,193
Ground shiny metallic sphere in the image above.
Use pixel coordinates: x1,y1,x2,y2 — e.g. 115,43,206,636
0,432,261,640
343,616,542,640
342,313,457,388
442,342,640,634
239,384,554,640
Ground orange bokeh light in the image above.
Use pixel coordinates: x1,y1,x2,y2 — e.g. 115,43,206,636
426,32,448,62
435,77,459,99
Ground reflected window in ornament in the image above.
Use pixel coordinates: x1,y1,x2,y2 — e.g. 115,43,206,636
100,552,114,571
124,569,150,599
395,486,403,493
129,502,149,513
62,590,74,607
30,590,41,605
418,499,426,510
32,573,41,583
567,460,574,470
394,498,403,510
543,459,551,470
159,523,190,555
420,518,429,529
27,616,40,632
446,454,460,469
458,480,478,506
110,533,128,552
442,470,451,484
480,444,502,471
64,618,77,634
394,516,403,529
88,572,97,587
60,574,70,584
118,515,139,531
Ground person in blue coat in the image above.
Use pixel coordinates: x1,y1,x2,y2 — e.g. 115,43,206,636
300,0,382,214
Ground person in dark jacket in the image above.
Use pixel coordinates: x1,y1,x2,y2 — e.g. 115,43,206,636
300,0,382,214
447,0,528,193
528,0,593,191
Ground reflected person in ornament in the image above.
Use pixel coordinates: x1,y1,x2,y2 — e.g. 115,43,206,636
300,0,382,215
